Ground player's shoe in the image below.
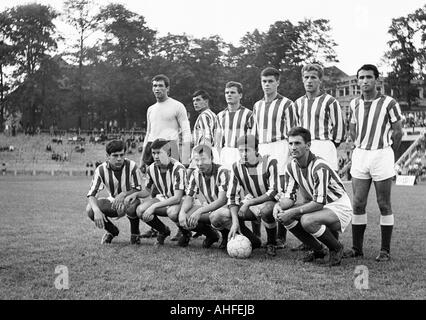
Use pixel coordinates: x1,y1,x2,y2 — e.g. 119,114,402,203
130,234,141,245
266,244,277,257
141,228,158,238
276,238,287,250
375,250,391,262
302,248,327,262
342,248,364,258
329,244,344,267
202,230,220,248
155,227,171,246
171,228,182,241
177,230,192,247
291,243,310,251
101,232,114,244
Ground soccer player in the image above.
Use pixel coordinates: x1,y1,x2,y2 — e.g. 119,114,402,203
140,74,191,240
216,81,252,170
127,139,188,246
210,134,281,257
274,127,353,266
178,144,229,248
250,67,297,248
86,140,143,244
294,64,345,171
344,64,403,262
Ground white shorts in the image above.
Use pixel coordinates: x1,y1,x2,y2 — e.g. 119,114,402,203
324,193,353,233
189,146,220,169
219,147,241,170
350,147,396,181
259,140,289,175
310,140,338,171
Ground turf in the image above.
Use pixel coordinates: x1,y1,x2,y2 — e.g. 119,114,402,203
0,176,425,300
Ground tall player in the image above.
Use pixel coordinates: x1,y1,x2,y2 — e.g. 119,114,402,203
216,81,252,170
274,127,352,266
210,135,281,257
127,139,188,246
344,64,402,262
178,144,229,248
294,64,345,171
86,140,143,244
250,67,297,248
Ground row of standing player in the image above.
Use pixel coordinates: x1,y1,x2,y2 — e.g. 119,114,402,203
86,63,403,264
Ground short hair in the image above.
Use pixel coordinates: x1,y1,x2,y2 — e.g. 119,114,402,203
106,140,126,155
288,127,311,144
192,144,213,160
151,139,171,154
192,90,211,101
236,134,259,151
261,67,280,81
225,81,243,94
301,64,324,79
152,74,170,88
357,64,379,79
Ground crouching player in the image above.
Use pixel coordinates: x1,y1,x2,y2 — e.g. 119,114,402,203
178,144,229,248
274,127,353,266
210,134,281,256
86,140,143,244
125,139,187,246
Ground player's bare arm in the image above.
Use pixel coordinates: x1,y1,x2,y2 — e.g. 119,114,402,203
349,123,357,142
188,191,227,228
391,120,403,153
88,196,107,229
178,195,193,229
228,205,241,239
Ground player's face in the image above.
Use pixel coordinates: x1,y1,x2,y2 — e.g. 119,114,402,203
288,136,310,160
194,152,212,173
238,145,257,164
357,70,376,94
303,71,322,94
261,75,279,95
107,150,125,169
152,80,169,101
152,148,170,166
193,95,208,112
225,87,242,106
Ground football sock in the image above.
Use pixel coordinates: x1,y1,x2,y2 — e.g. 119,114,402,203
352,224,366,253
286,221,323,252
104,218,119,236
239,219,261,248
312,225,341,252
146,216,167,234
331,229,339,241
251,220,261,237
220,229,229,240
128,216,140,235
277,223,287,241
380,214,394,253
265,225,277,245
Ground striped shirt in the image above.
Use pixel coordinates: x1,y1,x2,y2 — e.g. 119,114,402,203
146,159,186,198
193,108,218,146
186,164,230,204
87,159,142,198
227,155,281,206
350,94,402,150
284,152,347,205
295,93,345,144
217,106,252,148
251,94,296,143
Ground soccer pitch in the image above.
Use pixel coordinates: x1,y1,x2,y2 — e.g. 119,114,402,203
0,176,425,300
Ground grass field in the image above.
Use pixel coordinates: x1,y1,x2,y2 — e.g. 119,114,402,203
0,175,425,300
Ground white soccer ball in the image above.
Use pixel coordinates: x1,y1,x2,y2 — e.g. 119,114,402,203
227,234,252,259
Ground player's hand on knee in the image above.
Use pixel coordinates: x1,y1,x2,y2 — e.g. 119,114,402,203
142,207,155,221
188,211,201,229
178,213,189,230
94,209,107,229
124,194,137,206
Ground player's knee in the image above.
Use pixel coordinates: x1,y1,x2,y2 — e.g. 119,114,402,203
167,206,180,222
126,199,140,218
377,200,392,215
136,204,145,219
300,215,315,231
86,204,94,220
210,209,228,228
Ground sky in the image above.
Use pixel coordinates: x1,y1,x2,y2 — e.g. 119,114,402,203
1,0,425,75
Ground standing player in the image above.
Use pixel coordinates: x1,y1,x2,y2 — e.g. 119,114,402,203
250,67,297,248
140,74,191,240
210,135,281,257
274,127,352,266
178,144,229,248
294,64,345,171
344,64,403,262
127,139,188,246
86,140,143,244
216,81,252,170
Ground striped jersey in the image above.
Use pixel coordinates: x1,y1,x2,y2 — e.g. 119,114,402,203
251,94,296,143
227,155,281,206
295,93,345,144
284,152,347,205
186,163,230,204
217,106,252,148
193,108,218,146
146,159,186,198
350,94,402,150
87,159,142,198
